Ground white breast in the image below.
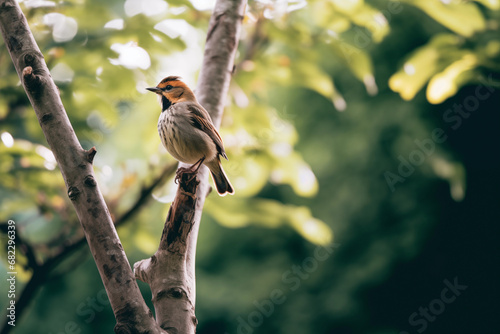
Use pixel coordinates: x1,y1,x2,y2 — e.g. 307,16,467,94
157,105,217,164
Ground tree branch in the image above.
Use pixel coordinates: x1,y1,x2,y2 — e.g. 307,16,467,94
0,163,176,334
0,1,163,332
134,173,200,332
235,11,265,72
0,223,38,270
133,0,247,332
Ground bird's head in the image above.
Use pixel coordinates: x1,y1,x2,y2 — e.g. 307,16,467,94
147,76,196,110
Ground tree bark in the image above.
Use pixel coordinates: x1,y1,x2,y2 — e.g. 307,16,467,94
133,0,246,333
0,1,162,333
1,0,245,331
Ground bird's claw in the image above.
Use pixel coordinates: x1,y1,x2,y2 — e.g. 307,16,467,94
174,166,197,184
174,158,205,184
175,167,189,184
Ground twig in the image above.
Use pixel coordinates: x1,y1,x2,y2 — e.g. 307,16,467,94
117,163,177,226
235,12,266,72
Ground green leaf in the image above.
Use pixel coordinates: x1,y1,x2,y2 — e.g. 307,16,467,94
292,61,346,111
430,157,466,202
389,33,465,100
206,197,333,245
472,0,500,10
327,0,390,42
404,0,486,37
329,38,377,95
426,54,479,104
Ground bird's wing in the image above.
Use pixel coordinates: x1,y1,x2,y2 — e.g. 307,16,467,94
186,103,228,160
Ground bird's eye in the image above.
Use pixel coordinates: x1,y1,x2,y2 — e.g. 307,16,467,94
165,85,173,91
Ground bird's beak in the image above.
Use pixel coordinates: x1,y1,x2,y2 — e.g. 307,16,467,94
146,87,162,93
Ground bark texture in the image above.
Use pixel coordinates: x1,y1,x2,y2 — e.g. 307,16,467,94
133,0,247,333
0,1,162,333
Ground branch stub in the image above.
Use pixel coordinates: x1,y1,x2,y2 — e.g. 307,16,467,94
67,186,80,201
86,146,97,164
84,175,97,187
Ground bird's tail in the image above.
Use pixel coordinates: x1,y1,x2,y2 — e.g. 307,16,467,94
208,160,234,196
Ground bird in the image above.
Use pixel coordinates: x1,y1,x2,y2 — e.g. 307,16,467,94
147,76,234,196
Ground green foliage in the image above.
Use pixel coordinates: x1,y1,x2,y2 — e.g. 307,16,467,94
391,1,500,103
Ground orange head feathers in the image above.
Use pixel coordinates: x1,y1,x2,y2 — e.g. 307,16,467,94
146,76,196,110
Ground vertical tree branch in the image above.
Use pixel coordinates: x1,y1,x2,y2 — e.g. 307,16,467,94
0,1,163,333
134,0,246,333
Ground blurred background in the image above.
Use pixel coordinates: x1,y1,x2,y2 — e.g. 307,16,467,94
1,0,499,333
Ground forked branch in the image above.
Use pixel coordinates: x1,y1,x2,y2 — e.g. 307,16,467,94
133,0,247,332
0,0,246,332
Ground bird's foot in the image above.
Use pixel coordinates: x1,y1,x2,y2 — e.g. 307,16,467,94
174,157,205,184
174,167,190,184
